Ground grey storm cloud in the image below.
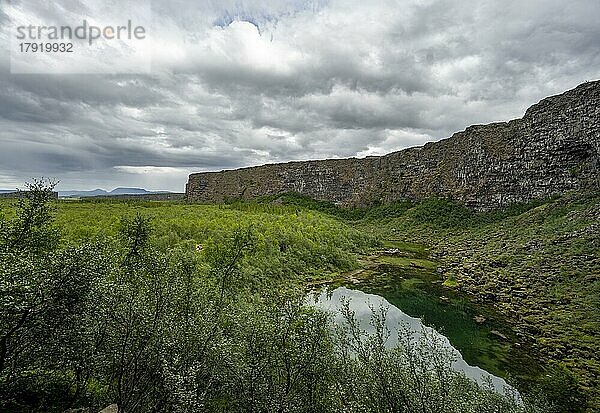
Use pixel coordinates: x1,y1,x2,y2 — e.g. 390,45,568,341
0,0,599,191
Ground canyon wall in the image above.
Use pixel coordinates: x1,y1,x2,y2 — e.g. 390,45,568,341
186,81,599,210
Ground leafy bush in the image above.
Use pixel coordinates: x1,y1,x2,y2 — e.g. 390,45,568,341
0,184,555,412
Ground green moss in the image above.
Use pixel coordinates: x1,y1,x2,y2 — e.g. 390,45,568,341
376,255,438,270
442,277,458,287
359,191,600,408
381,240,428,257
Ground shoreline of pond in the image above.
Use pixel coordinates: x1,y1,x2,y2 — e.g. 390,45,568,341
305,240,547,395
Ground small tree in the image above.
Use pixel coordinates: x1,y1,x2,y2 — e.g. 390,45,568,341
2,178,59,253
0,180,103,411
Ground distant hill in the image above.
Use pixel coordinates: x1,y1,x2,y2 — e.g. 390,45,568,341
59,188,172,198
59,189,109,198
109,187,152,195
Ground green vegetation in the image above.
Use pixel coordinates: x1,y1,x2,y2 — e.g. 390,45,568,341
232,191,600,411
10,195,378,284
0,184,596,412
354,192,600,411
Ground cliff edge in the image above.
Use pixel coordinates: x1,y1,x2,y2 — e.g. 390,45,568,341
186,81,599,210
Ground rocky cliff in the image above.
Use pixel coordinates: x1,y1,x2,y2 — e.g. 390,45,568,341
186,81,599,210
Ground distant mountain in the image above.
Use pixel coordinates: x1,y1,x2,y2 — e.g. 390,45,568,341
59,189,109,198
0,189,17,194
109,187,151,195
59,188,171,198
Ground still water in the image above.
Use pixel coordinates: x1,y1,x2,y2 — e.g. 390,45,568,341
310,286,512,394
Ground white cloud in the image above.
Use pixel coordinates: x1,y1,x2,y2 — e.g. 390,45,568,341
0,0,599,190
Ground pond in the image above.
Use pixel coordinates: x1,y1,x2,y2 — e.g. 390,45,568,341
307,241,543,395
310,286,512,393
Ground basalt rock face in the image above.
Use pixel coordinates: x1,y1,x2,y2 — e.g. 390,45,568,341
186,81,600,210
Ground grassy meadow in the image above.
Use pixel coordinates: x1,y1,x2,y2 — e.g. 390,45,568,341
0,188,597,412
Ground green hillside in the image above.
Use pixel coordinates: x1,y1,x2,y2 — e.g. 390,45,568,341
1,189,597,411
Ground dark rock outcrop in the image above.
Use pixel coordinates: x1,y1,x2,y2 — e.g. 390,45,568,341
186,81,599,210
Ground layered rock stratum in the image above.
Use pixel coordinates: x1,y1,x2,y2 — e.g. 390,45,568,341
186,81,599,210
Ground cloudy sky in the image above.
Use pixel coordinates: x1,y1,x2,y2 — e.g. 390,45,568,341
0,0,599,191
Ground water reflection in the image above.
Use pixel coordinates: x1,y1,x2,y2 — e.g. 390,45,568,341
310,286,512,394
